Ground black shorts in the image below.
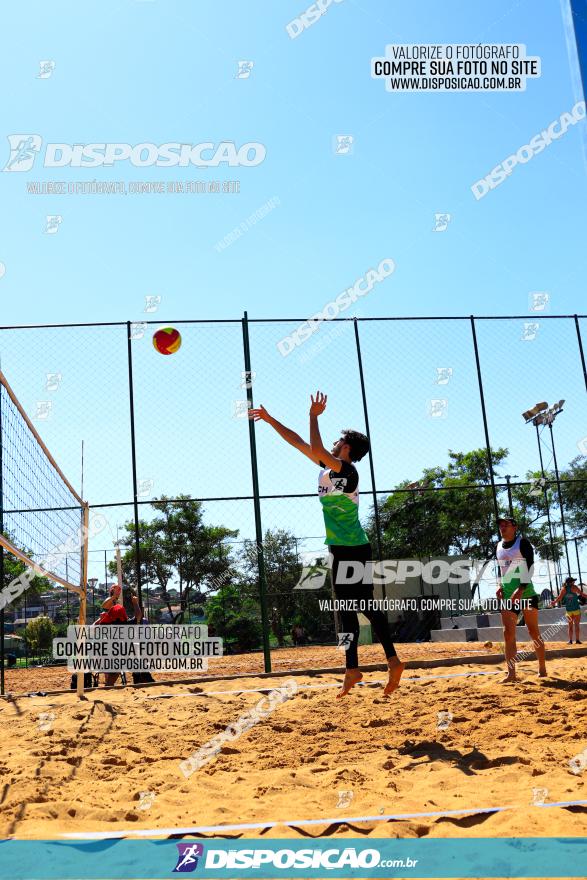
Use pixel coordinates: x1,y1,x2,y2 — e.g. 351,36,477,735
500,595,539,615
329,542,372,594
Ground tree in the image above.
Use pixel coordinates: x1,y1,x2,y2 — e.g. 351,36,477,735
510,468,565,561
1,532,56,612
558,455,587,538
370,448,553,563
111,518,174,613
205,585,262,651
240,530,300,646
24,616,55,658
113,496,238,622
239,529,334,646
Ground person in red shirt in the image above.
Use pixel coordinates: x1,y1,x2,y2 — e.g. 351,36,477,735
97,584,128,685
99,584,154,685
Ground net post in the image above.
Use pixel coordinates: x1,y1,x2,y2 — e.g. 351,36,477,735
241,311,271,673
0,380,4,696
353,318,383,562
76,503,89,698
574,315,587,392
126,321,142,604
470,316,500,525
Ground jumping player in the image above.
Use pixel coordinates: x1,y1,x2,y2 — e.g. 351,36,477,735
495,515,547,682
552,576,586,644
250,390,404,697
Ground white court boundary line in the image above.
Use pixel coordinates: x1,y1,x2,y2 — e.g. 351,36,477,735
62,799,587,840
145,668,502,699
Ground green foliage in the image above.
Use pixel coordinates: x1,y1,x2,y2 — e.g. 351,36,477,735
370,448,510,561
558,455,587,538
205,585,263,651
369,447,564,562
239,530,333,646
112,495,238,622
24,616,55,655
239,530,299,646
1,532,57,611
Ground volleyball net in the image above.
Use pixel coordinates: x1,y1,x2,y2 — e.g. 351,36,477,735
0,369,89,609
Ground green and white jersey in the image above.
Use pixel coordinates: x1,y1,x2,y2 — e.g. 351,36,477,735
496,535,537,600
318,460,369,547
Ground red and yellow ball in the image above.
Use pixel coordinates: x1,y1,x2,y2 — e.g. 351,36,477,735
152,326,182,355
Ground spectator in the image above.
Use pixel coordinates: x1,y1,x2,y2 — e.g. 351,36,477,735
292,624,307,646
552,576,587,645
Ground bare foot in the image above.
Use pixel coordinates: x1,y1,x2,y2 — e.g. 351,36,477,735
383,657,405,695
538,667,547,677
500,674,517,684
337,669,363,697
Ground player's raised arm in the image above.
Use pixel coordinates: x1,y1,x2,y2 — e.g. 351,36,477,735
249,404,323,465
309,391,343,473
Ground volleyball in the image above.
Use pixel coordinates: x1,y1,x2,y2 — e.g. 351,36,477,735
152,326,182,355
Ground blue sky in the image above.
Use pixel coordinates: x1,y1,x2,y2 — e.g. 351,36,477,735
0,0,586,588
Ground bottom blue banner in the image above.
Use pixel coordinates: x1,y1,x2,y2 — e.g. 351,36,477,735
1,837,587,879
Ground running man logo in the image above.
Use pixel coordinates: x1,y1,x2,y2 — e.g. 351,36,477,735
3,135,42,172
34,401,53,420
529,291,549,311
137,790,156,811
334,135,354,155
45,215,62,235
45,373,62,392
428,398,448,419
144,295,161,313
240,370,256,389
437,710,453,730
38,712,55,732
336,789,354,808
521,321,540,341
236,61,254,79
173,843,204,873
137,479,155,497
130,322,147,340
569,748,587,775
337,632,354,651
233,399,252,419
432,212,451,232
528,476,547,497
37,61,56,79
294,563,328,590
434,367,453,385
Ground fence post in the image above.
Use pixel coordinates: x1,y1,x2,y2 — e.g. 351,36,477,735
242,311,271,673
353,318,383,562
574,315,587,392
574,537,583,583
470,317,500,524
126,321,142,604
0,383,4,695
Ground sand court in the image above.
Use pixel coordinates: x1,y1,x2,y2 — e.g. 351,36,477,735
1,654,586,843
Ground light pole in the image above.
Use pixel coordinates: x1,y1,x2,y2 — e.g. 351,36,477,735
543,401,571,574
533,420,557,567
499,474,519,518
523,400,570,576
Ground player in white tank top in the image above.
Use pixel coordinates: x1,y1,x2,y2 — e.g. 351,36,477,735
496,516,546,683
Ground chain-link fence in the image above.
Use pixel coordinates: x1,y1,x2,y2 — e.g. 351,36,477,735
1,314,586,684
